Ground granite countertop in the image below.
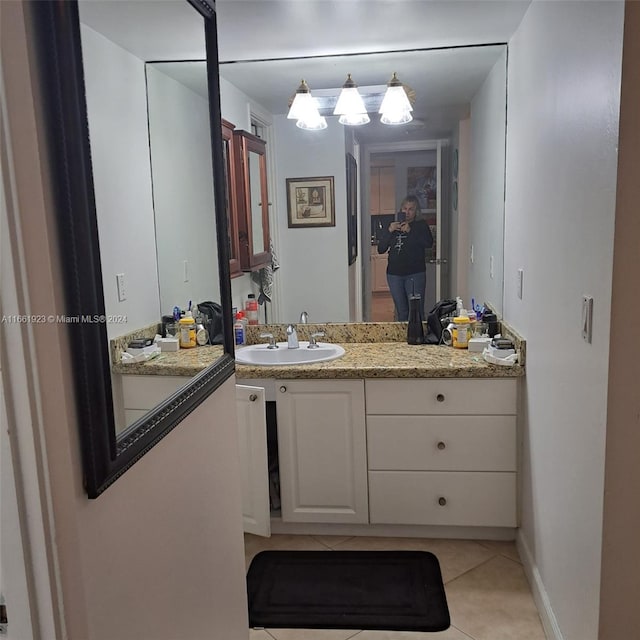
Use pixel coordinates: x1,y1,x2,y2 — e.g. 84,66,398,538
112,344,225,377
235,342,524,379
112,342,523,379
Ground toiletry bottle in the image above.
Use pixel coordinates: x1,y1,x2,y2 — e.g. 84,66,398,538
234,311,246,345
179,310,197,348
452,313,470,349
245,294,259,325
407,295,424,345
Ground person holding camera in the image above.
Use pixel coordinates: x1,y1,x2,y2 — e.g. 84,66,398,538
376,195,434,321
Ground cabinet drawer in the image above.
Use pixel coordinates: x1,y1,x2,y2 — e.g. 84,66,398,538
365,379,517,415
368,471,517,527
121,375,189,410
367,415,516,471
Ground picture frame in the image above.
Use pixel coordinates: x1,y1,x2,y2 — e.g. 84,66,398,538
286,176,335,228
346,153,358,265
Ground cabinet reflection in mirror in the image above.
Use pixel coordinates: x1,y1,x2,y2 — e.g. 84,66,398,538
33,0,234,497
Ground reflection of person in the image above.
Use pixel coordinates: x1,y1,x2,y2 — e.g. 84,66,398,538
377,195,434,321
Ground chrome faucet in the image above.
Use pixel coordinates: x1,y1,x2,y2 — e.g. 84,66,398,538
260,332,278,349
286,324,299,349
299,310,309,324
307,331,325,349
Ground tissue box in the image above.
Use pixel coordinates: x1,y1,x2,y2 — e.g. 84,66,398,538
126,344,160,357
468,337,492,352
156,337,179,352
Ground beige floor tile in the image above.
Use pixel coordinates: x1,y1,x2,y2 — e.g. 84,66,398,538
331,536,496,583
350,627,473,639
445,555,546,640
475,539,521,563
266,629,360,640
250,630,275,640
312,535,355,549
245,533,329,569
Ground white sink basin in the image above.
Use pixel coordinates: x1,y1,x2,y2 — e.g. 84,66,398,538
235,342,345,366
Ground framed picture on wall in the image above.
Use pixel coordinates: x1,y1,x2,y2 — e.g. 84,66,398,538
286,176,335,228
346,153,358,265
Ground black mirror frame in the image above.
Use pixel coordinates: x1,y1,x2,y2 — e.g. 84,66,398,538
30,0,235,498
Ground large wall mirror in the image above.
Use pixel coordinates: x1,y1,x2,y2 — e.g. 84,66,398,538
31,0,234,497
156,45,508,323
218,46,507,322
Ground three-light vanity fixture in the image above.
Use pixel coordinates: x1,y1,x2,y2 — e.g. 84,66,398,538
287,72,414,131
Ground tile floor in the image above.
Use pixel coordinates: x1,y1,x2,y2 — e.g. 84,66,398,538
245,533,546,640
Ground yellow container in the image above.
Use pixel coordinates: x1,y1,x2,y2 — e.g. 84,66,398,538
179,312,197,348
452,316,470,349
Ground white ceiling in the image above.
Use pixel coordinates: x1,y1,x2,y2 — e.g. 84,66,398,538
79,0,531,142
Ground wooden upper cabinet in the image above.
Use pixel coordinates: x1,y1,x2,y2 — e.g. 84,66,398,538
232,130,272,271
221,119,242,278
370,165,396,215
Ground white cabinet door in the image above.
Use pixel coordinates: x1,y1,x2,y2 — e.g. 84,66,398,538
276,380,368,523
236,385,270,537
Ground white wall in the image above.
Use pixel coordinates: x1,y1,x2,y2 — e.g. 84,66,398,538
80,25,161,339
503,2,624,639
273,115,349,322
468,49,507,314
450,119,471,306
146,66,220,315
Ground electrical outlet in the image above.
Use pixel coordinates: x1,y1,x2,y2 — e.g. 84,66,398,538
489,255,494,279
470,244,474,264
517,269,524,299
116,273,126,302
183,259,189,283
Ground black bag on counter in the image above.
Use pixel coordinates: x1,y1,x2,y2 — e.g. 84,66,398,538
197,301,224,345
424,298,457,344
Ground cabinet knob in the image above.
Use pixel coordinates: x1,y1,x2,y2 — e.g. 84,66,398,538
438,497,447,506
437,441,446,450
436,393,445,402
249,394,258,402
279,386,287,393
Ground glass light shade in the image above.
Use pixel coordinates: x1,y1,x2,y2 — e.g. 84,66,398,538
296,114,328,130
287,91,320,121
380,109,413,125
334,86,367,116
339,112,370,126
378,84,413,116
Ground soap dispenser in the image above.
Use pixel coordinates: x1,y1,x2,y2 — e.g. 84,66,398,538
407,295,424,345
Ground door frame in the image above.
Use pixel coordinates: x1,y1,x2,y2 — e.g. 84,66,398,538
361,139,449,320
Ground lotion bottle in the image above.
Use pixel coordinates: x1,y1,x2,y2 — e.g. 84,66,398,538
179,310,196,348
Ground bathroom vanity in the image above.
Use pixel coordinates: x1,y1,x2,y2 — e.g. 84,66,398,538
114,323,524,539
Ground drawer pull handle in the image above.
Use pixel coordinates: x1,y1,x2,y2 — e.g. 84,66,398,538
438,497,447,506
279,386,287,393
436,393,445,402
249,394,258,402
437,441,446,450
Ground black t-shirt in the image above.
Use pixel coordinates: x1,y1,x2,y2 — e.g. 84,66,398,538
377,219,434,276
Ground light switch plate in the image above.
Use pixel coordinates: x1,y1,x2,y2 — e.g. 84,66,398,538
489,255,494,279
116,273,126,302
517,269,524,299
183,259,189,283
582,295,593,343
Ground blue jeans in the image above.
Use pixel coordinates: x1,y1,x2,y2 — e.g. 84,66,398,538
387,271,426,322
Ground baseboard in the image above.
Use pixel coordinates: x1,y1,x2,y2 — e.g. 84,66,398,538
517,531,564,640
270,518,516,541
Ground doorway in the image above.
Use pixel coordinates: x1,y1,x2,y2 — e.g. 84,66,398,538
362,140,450,322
